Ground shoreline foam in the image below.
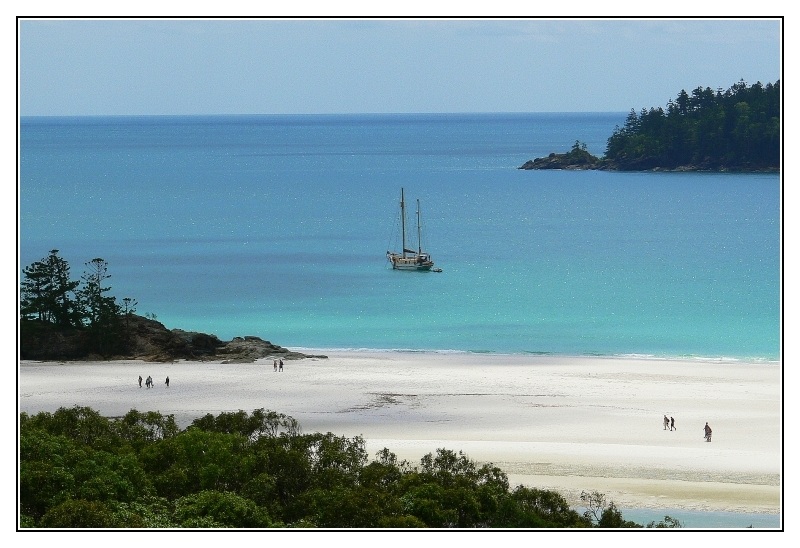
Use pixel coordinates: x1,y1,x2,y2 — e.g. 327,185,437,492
291,346,781,363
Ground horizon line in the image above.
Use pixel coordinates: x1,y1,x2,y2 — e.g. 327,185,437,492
20,111,630,118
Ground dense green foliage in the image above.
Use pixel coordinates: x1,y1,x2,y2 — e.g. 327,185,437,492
19,406,683,529
20,250,137,356
604,80,780,170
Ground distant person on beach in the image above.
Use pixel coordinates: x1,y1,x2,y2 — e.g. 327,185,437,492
165,376,169,387
146,375,152,388
138,375,142,388
664,415,669,430
704,422,712,442
274,360,278,372
279,359,284,372
670,417,675,431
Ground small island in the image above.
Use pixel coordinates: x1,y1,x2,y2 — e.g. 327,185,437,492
518,141,604,170
520,80,780,172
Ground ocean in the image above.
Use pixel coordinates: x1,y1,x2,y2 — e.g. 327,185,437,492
19,113,781,361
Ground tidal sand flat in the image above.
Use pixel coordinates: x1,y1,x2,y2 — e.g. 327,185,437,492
18,352,781,521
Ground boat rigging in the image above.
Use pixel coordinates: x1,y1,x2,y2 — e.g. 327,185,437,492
386,188,441,272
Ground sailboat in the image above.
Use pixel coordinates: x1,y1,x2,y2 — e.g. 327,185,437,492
386,188,441,272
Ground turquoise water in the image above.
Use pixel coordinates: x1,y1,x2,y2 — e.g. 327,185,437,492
617,507,780,529
19,114,781,360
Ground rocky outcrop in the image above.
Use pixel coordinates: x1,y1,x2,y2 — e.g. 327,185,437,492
19,314,326,362
518,148,603,170
18,320,92,361
217,336,319,364
518,149,777,173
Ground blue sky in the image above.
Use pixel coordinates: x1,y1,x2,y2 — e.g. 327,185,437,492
18,17,781,116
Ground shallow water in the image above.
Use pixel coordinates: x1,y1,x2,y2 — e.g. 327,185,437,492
615,507,780,529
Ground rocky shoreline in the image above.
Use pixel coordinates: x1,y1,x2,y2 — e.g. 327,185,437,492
19,314,326,363
518,150,779,172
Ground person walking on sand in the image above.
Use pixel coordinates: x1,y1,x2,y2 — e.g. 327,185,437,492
279,359,284,372
670,417,675,431
165,376,170,387
704,422,712,442
138,375,142,388
274,360,278,372
663,415,669,430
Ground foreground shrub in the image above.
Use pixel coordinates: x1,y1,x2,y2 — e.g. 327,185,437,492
172,490,276,528
20,407,644,529
39,499,117,528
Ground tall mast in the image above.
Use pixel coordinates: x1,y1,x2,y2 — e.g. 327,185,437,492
416,199,423,254
400,188,407,259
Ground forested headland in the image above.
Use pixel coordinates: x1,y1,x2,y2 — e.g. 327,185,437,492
19,405,686,529
519,80,780,172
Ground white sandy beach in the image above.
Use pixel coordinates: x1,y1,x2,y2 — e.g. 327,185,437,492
18,351,782,520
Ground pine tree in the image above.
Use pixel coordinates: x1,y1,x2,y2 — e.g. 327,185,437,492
20,250,80,326
78,258,122,355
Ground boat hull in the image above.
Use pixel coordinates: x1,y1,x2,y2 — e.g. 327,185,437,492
387,253,434,271
392,262,434,271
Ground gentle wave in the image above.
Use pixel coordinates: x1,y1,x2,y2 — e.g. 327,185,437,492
291,347,780,364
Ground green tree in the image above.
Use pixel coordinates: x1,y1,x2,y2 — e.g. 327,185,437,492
79,258,118,325
138,428,253,499
20,249,80,326
39,499,117,528
78,257,122,355
419,448,478,485
360,448,405,489
20,431,82,519
300,484,403,528
172,490,275,528
20,410,155,524
121,296,138,350
191,408,301,440
307,432,368,489
647,515,683,528
501,485,589,528
580,489,608,525
20,253,56,323
598,501,640,528
580,490,640,528
107,497,177,528
240,472,280,513
408,449,507,527
260,436,314,520
23,406,120,452
400,483,459,527
114,409,180,451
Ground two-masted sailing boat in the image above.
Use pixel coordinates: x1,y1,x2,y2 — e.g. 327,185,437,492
386,188,440,272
